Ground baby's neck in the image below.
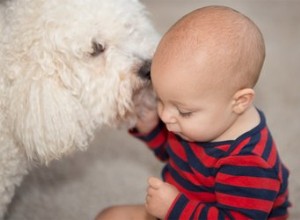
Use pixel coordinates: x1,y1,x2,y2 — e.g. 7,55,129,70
213,106,260,142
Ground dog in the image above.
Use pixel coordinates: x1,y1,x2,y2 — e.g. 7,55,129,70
0,0,159,218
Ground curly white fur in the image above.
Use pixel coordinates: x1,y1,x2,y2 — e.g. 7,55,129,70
0,0,159,218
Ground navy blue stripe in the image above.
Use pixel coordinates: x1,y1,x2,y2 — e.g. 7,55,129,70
204,147,229,159
153,147,169,161
194,140,233,148
269,203,290,218
161,165,168,181
190,203,200,219
227,109,266,155
237,132,264,156
167,195,188,219
216,183,278,201
220,165,278,179
199,205,209,219
217,203,268,219
227,140,245,156
269,211,287,218
166,143,193,173
137,120,164,143
233,131,262,157
218,209,226,220
271,154,280,176
182,141,214,177
168,164,214,193
279,164,289,194
246,131,261,153
261,133,273,161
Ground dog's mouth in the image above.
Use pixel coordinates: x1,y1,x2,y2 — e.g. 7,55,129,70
130,59,153,100
112,60,154,127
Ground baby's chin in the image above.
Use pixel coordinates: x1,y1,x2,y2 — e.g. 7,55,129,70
173,132,195,142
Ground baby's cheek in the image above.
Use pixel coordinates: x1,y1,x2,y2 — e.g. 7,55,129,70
157,103,163,117
185,122,206,140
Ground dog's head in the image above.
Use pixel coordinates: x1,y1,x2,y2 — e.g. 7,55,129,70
1,0,159,163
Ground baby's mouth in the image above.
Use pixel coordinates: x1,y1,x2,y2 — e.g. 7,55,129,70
172,132,193,141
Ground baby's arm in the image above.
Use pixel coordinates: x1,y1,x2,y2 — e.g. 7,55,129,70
153,156,286,220
131,89,169,161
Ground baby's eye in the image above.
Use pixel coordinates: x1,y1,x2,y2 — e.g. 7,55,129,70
178,110,193,118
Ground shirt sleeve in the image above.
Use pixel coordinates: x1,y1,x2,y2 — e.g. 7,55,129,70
129,120,169,161
166,155,284,220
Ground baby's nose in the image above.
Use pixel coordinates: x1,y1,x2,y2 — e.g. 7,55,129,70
138,60,151,80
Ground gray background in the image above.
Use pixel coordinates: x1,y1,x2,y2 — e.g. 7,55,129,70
5,1,300,219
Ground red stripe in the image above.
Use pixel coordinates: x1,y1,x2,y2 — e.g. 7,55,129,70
228,210,251,220
231,137,251,155
215,144,231,152
168,159,215,188
168,136,187,161
165,194,181,219
180,200,200,219
273,191,288,208
189,142,219,167
267,142,277,167
217,155,271,169
278,162,283,182
183,191,215,203
252,127,268,156
216,192,273,212
164,172,216,203
147,129,167,149
193,203,205,219
216,173,280,191
190,167,215,188
207,206,219,219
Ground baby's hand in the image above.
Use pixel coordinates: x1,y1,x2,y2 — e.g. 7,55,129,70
133,85,159,134
145,177,179,219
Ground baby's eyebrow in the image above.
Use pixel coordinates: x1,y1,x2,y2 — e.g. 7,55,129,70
155,96,197,110
173,101,201,111
172,100,191,108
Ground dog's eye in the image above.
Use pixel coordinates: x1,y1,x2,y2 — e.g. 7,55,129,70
90,41,105,57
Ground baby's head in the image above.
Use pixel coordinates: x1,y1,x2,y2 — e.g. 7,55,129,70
151,6,265,142
152,5,265,93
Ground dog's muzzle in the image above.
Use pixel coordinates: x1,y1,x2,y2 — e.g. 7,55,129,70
138,60,151,80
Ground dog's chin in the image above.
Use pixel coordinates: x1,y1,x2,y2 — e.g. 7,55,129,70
136,80,156,107
111,79,155,129
114,111,137,129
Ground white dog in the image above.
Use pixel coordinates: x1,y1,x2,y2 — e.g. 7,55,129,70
0,0,159,218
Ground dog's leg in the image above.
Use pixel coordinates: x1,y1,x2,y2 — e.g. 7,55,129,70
0,135,28,219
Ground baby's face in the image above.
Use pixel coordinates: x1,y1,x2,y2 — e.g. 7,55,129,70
149,5,265,142
151,45,238,142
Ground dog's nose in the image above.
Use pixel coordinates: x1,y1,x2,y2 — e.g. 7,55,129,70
138,60,151,80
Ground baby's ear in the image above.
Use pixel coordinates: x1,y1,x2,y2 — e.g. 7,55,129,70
232,88,255,114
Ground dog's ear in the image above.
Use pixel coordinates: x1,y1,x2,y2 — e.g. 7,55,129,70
8,65,94,164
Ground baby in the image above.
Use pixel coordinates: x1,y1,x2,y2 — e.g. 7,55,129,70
96,5,290,220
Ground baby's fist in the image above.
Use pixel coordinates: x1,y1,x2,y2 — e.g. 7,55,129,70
145,177,179,219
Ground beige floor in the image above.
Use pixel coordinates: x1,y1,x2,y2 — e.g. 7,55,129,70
6,1,300,219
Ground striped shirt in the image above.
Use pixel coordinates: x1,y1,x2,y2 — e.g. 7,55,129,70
131,110,290,219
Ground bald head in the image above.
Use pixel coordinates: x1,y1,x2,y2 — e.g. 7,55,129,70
152,6,265,91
